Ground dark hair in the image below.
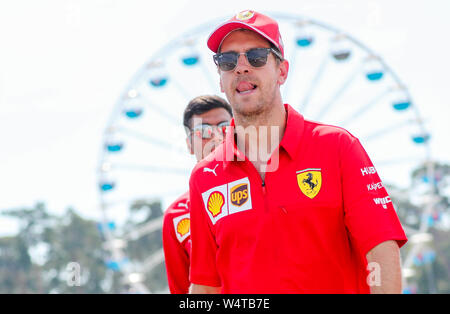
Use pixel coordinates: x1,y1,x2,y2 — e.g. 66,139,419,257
269,43,283,64
183,95,232,131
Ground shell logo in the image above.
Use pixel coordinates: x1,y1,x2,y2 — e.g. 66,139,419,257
207,191,225,217
176,218,190,237
236,10,254,21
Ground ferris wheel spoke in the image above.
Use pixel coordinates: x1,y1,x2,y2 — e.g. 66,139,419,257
403,241,425,269
300,53,330,113
117,126,186,154
360,119,415,142
401,224,420,236
141,248,165,273
146,99,180,125
170,74,195,101
338,87,391,127
283,48,299,100
111,163,190,175
101,189,187,209
314,60,364,121
373,156,425,166
299,54,329,113
199,61,219,92
124,217,164,241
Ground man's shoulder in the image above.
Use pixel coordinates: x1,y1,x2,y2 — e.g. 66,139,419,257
303,118,358,146
190,144,227,180
163,191,191,243
164,191,190,218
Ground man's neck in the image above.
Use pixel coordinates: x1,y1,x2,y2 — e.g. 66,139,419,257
234,101,287,179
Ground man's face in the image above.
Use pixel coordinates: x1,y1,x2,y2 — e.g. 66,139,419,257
218,30,288,117
187,107,232,161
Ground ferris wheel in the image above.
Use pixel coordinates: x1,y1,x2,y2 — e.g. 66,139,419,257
96,12,438,293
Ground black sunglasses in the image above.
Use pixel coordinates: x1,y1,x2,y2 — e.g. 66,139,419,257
213,47,283,71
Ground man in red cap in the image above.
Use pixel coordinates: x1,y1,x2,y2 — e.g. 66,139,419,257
189,10,407,293
162,95,232,293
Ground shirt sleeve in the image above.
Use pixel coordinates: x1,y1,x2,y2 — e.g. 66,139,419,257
189,175,222,287
162,212,190,294
341,136,408,256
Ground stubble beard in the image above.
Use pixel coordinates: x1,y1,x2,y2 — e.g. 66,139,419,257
231,84,278,127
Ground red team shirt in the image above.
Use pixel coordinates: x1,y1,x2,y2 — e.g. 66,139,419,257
162,191,191,294
189,104,408,293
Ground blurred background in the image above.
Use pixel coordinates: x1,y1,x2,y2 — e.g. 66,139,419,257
0,0,449,293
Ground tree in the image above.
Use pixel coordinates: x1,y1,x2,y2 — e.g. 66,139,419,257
42,208,107,293
389,161,450,293
0,236,43,293
1,203,109,293
122,199,167,293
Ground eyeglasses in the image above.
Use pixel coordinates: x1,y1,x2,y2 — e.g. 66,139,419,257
213,47,283,71
189,121,231,139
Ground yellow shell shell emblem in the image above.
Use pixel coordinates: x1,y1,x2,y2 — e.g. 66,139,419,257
207,191,225,217
236,10,254,21
296,168,322,199
176,218,190,236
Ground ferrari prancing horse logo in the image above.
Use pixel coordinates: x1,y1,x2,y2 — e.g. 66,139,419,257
296,168,322,199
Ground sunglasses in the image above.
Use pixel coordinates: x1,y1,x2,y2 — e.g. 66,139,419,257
189,121,231,139
213,47,283,71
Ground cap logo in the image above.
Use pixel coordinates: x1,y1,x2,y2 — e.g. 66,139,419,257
236,10,254,21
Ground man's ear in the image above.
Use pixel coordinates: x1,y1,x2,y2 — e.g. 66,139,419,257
186,136,194,155
277,59,289,85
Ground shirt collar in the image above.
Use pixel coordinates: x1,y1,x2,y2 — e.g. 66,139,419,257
279,103,305,159
223,104,304,169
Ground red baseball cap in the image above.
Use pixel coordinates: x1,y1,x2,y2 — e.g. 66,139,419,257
207,10,284,58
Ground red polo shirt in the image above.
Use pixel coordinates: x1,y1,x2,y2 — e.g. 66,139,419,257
162,191,191,294
189,104,407,294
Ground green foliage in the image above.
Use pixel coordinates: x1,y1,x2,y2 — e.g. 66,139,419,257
0,199,167,293
42,208,107,293
0,204,109,293
1,161,449,294
390,161,450,293
123,199,167,292
0,236,43,293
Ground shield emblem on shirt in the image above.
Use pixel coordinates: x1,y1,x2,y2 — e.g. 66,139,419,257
173,213,190,243
296,168,322,199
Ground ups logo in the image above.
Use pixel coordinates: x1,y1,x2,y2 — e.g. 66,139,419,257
230,183,249,206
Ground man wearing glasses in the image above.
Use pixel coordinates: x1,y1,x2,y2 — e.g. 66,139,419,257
162,95,232,294
189,10,407,294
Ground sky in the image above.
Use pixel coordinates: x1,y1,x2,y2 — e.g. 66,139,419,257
1,0,449,235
